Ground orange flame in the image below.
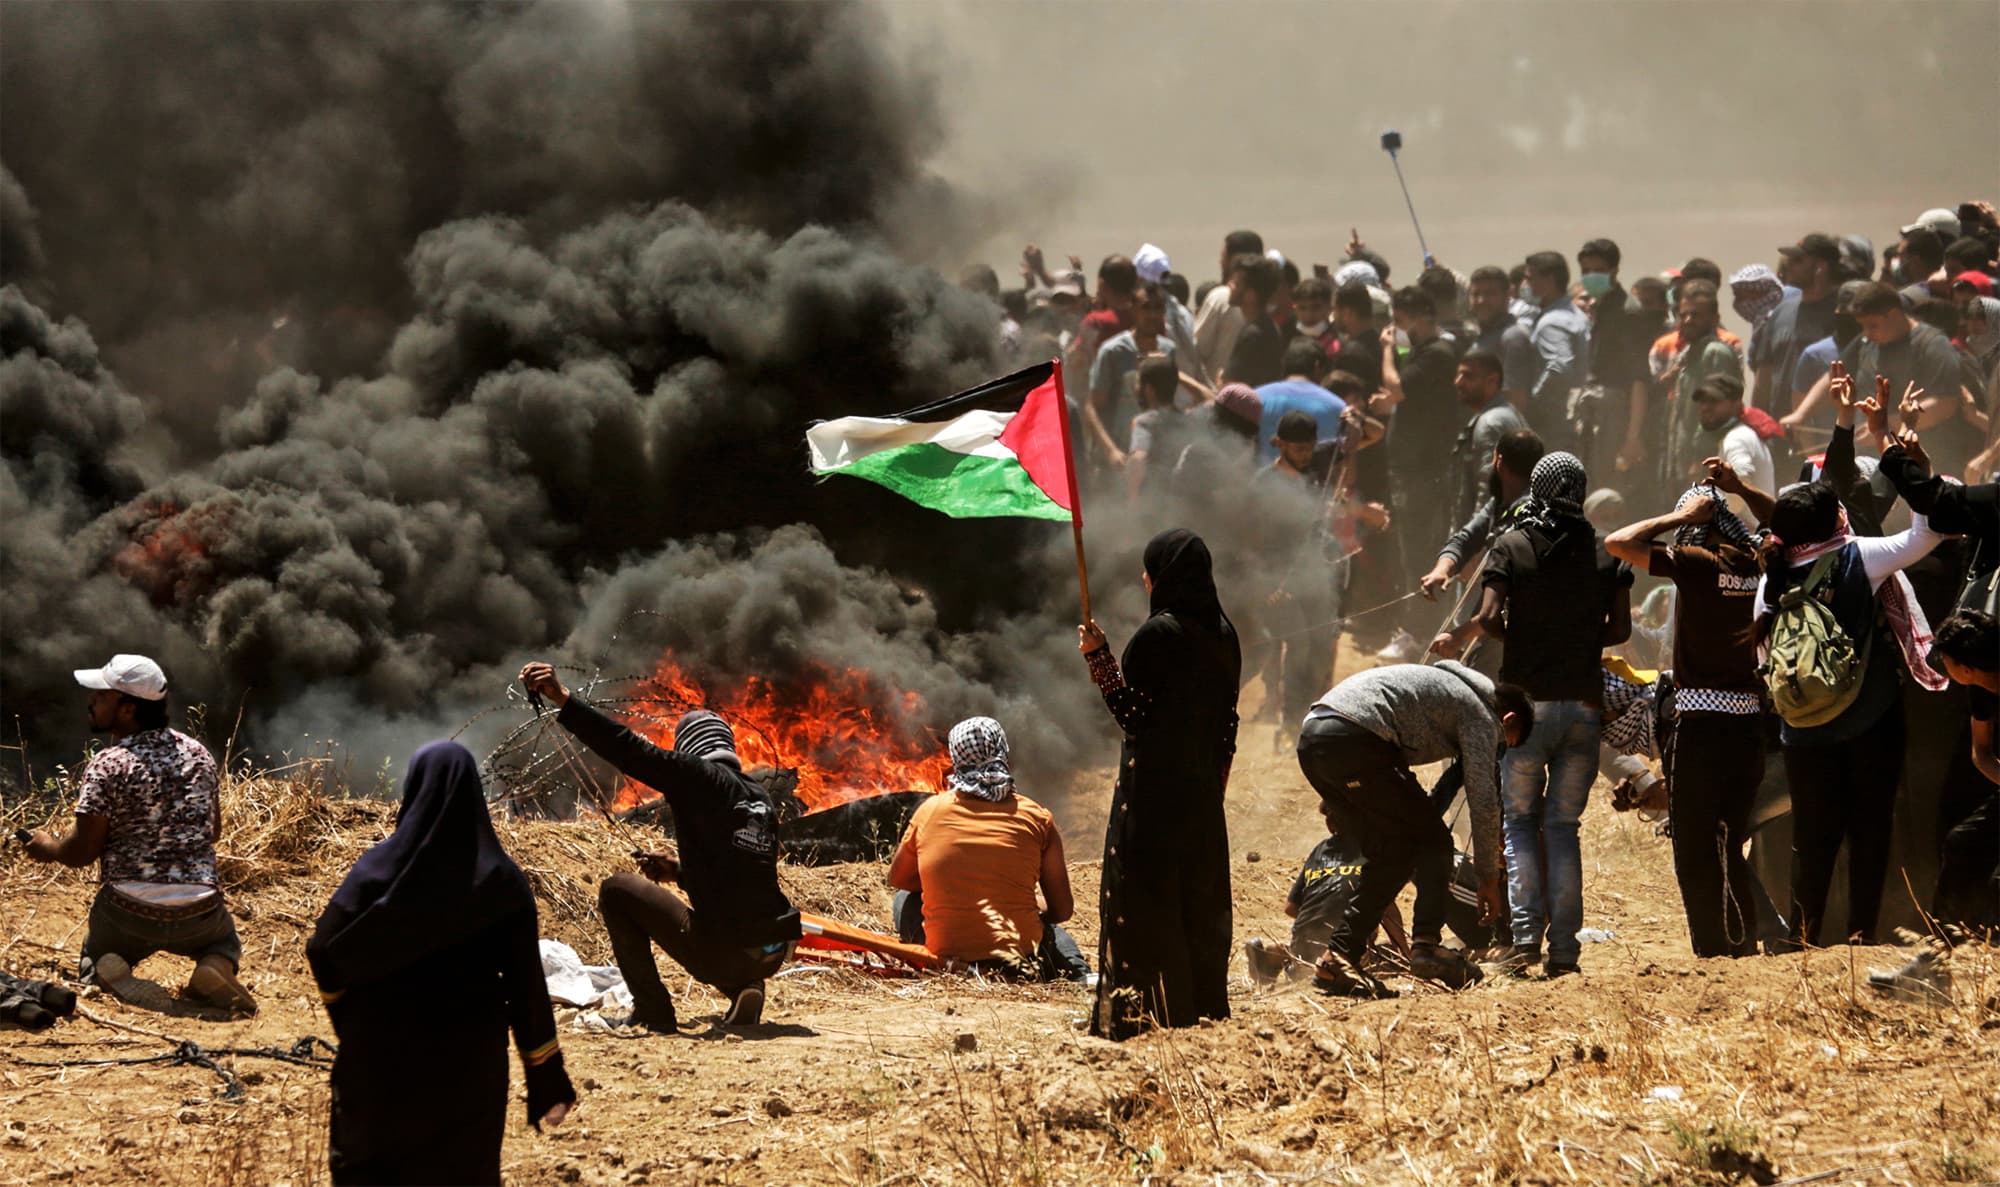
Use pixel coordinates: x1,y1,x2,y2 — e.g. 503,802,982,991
110,499,226,607
618,656,947,814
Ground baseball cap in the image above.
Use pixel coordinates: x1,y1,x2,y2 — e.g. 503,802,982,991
1274,410,1319,444
1833,279,1871,315
1779,233,1842,268
1133,243,1171,284
1951,271,1995,297
1838,234,1875,281
1901,208,1962,240
74,654,168,701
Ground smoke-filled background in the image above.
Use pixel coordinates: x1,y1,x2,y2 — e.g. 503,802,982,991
3,0,1993,815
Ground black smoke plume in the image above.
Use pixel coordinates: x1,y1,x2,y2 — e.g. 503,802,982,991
1,0,1323,814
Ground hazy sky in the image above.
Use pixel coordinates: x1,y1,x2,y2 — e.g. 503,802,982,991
888,0,1998,331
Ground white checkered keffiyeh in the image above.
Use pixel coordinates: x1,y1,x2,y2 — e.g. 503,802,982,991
1600,667,1659,759
946,716,1015,801
1673,688,1762,716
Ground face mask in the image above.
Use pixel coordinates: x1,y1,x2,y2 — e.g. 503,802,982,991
1886,260,1905,285
1295,319,1329,337
1833,312,1861,345
1579,272,1613,298
1518,282,1535,304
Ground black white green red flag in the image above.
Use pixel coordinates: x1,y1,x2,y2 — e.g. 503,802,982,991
805,361,1076,521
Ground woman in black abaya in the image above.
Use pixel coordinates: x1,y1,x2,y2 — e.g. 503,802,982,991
308,741,576,1186
1079,529,1242,1039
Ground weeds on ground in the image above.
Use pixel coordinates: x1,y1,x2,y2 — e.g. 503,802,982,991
1939,1143,1995,1183
1669,1117,1776,1185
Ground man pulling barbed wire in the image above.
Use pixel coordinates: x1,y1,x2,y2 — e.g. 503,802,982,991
519,662,801,1032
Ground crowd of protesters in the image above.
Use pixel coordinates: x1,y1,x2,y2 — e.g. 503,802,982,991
994,200,1998,997
12,203,2000,1185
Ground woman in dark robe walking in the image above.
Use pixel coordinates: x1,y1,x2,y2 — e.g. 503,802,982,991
1079,529,1242,1039
308,741,576,1186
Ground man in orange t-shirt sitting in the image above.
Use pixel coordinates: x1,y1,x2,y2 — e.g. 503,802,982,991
888,718,1088,980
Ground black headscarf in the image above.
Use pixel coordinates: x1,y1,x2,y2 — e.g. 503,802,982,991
1143,529,1228,629
307,741,534,995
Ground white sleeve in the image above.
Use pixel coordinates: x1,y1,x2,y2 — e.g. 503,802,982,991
1855,513,1944,589
1721,427,1757,480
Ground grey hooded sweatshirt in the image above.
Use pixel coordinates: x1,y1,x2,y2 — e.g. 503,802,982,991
1306,660,1505,881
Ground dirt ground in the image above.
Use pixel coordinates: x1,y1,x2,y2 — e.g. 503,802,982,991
3,678,1997,1187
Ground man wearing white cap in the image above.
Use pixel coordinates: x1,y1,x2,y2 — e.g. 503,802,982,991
1136,242,1210,391
22,655,254,1014
1902,207,1962,244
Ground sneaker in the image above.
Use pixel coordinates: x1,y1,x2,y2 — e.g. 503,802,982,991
1866,949,1950,1004
1244,939,1289,989
1409,942,1483,989
1543,960,1581,980
721,982,765,1027
1482,946,1540,979
1312,951,1398,1000
1373,629,1423,665
186,959,259,1015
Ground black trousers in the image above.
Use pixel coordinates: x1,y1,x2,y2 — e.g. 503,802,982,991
1298,716,1454,959
1782,707,1906,945
1935,789,2000,932
598,874,786,1026
1667,712,1766,957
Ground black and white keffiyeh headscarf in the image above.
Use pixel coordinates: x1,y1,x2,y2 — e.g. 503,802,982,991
946,717,1015,801
1520,451,1591,533
1672,483,1757,550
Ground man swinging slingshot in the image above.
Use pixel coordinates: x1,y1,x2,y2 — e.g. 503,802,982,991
519,662,801,1030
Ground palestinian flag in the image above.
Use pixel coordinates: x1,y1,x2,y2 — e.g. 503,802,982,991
806,360,1077,522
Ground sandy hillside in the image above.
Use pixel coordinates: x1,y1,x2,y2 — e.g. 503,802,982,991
3,685,1997,1187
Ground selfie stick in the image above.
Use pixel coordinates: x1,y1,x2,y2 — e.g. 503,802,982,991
1379,129,1432,267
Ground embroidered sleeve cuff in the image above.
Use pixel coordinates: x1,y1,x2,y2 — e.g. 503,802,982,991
1086,647,1124,695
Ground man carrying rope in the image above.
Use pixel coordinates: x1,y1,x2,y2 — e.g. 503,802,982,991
520,662,801,1031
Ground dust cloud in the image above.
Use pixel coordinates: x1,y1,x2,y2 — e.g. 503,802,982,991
893,0,1998,337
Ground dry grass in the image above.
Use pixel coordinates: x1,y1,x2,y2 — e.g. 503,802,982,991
2,724,1997,1187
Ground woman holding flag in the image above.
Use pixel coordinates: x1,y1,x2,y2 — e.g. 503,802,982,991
1079,529,1242,1040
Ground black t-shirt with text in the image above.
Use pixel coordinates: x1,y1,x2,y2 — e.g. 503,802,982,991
1287,834,1365,957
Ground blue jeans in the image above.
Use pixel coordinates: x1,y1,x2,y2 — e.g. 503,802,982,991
1502,701,1601,964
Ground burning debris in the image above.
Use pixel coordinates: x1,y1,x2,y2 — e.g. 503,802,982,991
484,650,944,865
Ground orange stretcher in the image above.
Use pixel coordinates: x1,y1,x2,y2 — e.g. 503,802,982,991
792,912,938,978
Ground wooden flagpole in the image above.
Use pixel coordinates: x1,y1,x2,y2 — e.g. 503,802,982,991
1049,359,1092,623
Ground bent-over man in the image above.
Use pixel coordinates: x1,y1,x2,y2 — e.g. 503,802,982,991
1295,660,1532,997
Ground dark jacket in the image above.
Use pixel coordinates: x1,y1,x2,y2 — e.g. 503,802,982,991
558,699,801,946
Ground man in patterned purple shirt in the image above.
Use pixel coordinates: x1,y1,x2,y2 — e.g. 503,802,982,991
23,655,255,1013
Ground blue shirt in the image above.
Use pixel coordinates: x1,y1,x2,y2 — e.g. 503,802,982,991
1088,330,1176,449
1529,296,1591,402
1473,314,1538,396
1253,379,1348,464
1791,335,1840,399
